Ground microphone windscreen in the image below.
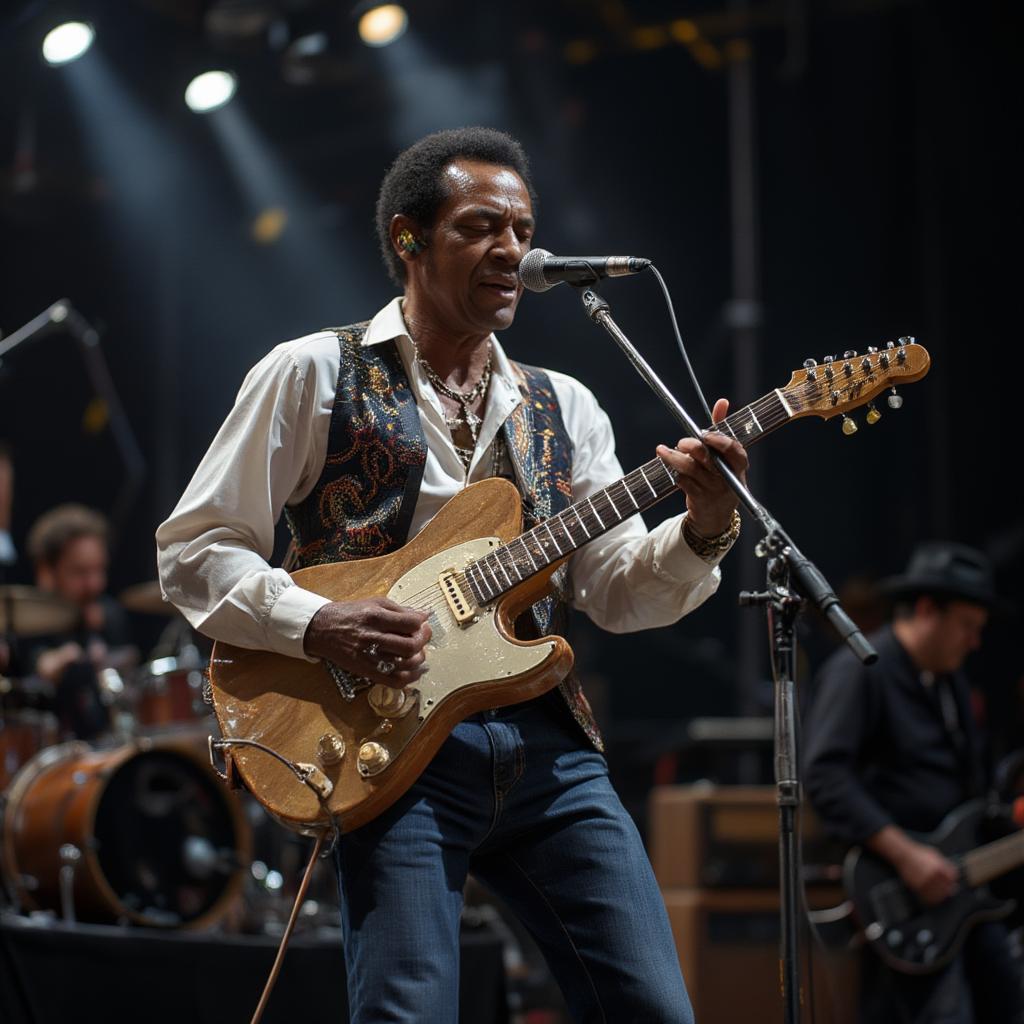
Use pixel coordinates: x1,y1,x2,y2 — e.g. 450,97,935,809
518,248,554,293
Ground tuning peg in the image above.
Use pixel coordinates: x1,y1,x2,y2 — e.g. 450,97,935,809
867,346,879,354
842,415,858,435
866,403,882,425
803,357,817,381
887,387,903,409
843,350,857,359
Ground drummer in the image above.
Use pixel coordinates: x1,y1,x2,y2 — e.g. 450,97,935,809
22,504,137,739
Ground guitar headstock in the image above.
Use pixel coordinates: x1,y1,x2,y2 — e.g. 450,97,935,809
781,338,930,428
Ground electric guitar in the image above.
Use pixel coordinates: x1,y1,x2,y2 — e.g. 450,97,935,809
208,340,930,835
844,799,1024,974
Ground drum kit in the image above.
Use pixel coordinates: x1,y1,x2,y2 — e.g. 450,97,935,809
0,581,334,935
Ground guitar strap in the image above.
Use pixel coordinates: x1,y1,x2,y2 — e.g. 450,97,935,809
934,674,980,797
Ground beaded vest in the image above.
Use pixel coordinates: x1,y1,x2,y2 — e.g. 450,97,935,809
283,323,603,750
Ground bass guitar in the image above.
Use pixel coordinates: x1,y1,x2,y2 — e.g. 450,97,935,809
844,799,1024,974
208,340,930,835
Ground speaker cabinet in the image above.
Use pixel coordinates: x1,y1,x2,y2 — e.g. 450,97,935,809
649,784,844,889
649,785,858,1023
662,886,858,1024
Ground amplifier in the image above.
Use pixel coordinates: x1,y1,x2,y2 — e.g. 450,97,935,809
649,784,845,889
663,887,858,1024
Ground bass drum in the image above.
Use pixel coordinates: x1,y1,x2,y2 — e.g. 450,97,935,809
1,738,250,928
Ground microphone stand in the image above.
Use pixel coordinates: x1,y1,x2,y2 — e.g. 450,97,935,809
574,284,876,1024
0,300,146,538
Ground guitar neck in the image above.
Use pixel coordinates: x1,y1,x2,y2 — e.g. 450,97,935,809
463,388,790,605
963,829,1024,888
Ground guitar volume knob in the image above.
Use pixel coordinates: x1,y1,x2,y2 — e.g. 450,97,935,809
358,741,391,774
367,684,411,717
316,732,346,766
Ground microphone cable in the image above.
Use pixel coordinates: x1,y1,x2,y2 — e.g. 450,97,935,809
647,264,714,424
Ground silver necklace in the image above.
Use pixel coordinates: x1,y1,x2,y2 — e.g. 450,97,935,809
415,343,493,467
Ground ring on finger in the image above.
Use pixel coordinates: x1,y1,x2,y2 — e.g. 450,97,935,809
376,659,396,675
365,642,379,658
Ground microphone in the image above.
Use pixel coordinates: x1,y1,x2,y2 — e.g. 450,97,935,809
518,248,651,293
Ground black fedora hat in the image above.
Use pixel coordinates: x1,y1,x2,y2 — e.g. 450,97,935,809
881,541,998,608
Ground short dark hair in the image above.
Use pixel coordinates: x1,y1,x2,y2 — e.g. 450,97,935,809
375,126,536,287
27,504,109,568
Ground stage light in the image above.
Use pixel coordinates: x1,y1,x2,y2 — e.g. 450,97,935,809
42,22,94,65
358,5,408,47
251,206,288,245
184,70,236,113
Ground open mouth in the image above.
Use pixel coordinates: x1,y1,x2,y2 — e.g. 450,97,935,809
480,280,518,301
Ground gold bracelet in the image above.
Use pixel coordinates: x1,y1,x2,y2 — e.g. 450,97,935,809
683,509,741,562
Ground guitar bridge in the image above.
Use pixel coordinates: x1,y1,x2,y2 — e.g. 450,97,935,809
439,569,475,624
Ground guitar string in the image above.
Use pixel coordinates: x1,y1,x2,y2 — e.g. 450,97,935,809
391,462,678,609
728,356,914,428
383,359,909,612
393,383,807,612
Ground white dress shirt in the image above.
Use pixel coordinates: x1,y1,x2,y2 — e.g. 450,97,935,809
156,297,728,661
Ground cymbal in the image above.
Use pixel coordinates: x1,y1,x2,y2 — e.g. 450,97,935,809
119,580,178,616
0,585,79,637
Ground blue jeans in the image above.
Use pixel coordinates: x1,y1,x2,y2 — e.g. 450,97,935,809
334,693,693,1023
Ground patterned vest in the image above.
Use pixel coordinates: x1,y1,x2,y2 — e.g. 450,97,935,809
284,323,603,750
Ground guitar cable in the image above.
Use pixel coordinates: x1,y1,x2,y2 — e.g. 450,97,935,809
207,735,343,1024
248,829,326,1024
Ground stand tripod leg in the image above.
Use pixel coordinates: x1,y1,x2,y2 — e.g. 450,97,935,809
771,590,803,1023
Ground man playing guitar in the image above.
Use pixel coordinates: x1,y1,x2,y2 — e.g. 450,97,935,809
157,127,747,1022
804,542,1024,1023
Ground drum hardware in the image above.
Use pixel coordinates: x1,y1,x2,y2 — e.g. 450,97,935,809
95,666,136,742
58,843,81,923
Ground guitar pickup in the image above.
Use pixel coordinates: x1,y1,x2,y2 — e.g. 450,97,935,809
439,569,475,624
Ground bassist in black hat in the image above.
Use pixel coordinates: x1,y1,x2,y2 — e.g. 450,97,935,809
804,542,1024,1024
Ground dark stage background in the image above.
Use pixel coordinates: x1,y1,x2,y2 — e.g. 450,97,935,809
1,0,1021,774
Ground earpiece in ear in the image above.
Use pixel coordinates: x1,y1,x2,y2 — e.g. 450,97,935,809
398,228,426,254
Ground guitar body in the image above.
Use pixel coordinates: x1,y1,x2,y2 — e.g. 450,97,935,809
207,478,574,835
203,341,932,837
845,800,1016,974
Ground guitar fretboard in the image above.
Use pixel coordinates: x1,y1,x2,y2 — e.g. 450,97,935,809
465,457,678,605
963,829,1024,887
463,386,796,606
710,389,791,446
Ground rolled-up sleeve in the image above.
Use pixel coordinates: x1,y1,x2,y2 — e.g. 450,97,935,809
156,340,332,660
